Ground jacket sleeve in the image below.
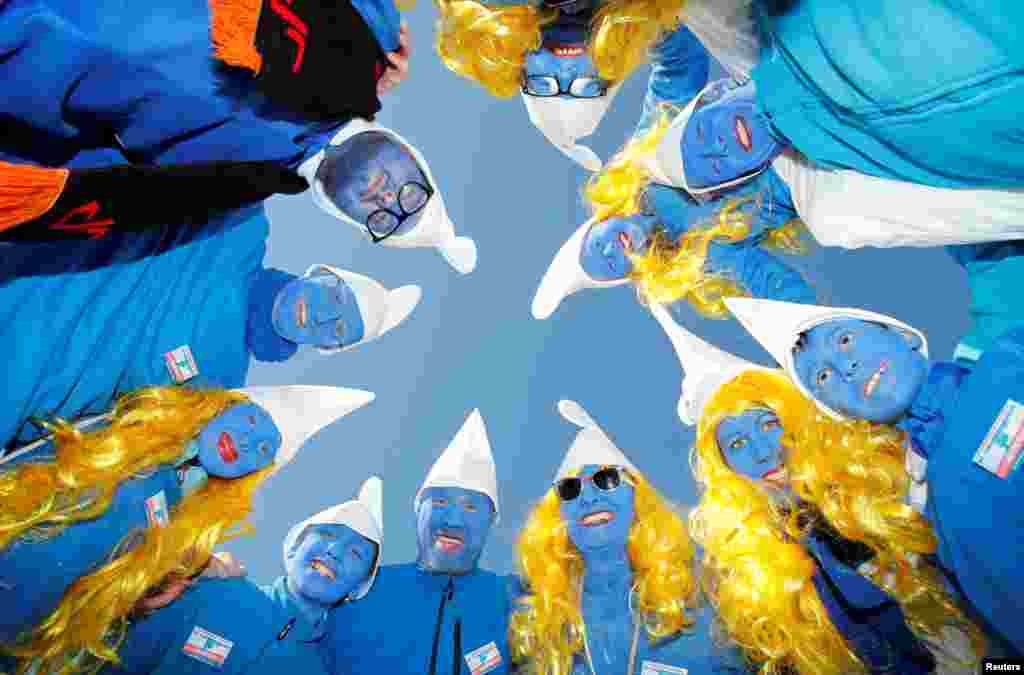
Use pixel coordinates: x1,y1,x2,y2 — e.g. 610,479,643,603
634,24,711,138
945,242,1024,360
0,1,306,166
807,536,934,674
771,152,1024,249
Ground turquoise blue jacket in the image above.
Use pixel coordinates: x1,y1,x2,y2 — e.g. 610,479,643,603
322,562,512,675
0,0,362,170
947,242,1024,360
753,0,1024,189
0,204,297,451
100,577,330,674
896,331,1024,655
0,437,184,645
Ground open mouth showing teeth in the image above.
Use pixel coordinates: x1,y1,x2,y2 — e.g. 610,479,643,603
864,361,888,398
579,511,614,527
311,558,336,580
762,468,787,485
617,231,632,251
735,116,752,152
217,432,238,463
436,534,464,552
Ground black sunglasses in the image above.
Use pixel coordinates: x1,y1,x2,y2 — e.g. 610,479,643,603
555,466,628,502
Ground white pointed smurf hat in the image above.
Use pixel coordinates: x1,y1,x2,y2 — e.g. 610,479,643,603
303,264,421,354
724,297,929,420
521,84,624,171
642,80,772,196
234,385,376,465
282,476,384,600
554,399,638,482
299,118,478,274
648,302,772,426
416,409,499,521
531,216,631,319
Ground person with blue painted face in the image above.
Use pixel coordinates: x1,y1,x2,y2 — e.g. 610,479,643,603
728,296,1024,656
632,38,1024,250
531,172,815,321
0,384,374,673
434,0,688,168
511,399,750,675
649,305,980,675
0,0,479,270
98,476,384,675
0,220,417,452
323,410,514,675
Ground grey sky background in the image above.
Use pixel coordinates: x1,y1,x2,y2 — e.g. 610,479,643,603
224,1,972,581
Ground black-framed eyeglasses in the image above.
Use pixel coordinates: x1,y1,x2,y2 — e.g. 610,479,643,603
554,465,631,502
365,180,433,243
522,75,608,99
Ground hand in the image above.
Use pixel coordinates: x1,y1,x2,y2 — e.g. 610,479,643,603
377,22,411,97
203,551,247,579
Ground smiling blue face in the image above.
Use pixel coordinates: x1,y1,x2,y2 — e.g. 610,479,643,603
195,402,281,479
560,464,636,554
579,215,659,280
793,319,929,423
286,524,377,607
415,487,495,575
524,41,606,99
272,272,366,349
319,132,430,237
682,79,783,190
715,409,787,484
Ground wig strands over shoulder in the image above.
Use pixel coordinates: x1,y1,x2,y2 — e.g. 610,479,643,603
585,110,809,318
433,0,684,99
690,370,983,672
510,470,697,675
0,386,249,551
690,368,864,675
4,467,273,675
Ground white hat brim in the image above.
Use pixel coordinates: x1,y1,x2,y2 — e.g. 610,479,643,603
531,217,630,320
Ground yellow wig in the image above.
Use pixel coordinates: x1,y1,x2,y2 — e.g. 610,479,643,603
689,369,982,673
0,386,249,550
0,386,274,674
433,0,685,99
510,470,697,675
583,110,808,318
6,468,272,675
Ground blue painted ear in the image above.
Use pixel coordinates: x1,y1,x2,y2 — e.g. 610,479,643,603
898,328,924,352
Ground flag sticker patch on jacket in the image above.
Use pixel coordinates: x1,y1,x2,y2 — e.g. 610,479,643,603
183,626,234,668
641,661,688,675
973,398,1024,478
465,641,502,675
144,490,169,528
165,345,199,383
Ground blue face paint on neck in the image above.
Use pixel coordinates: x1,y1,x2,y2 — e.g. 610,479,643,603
682,79,783,190
271,272,366,349
195,402,281,479
580,215,659,280
560,464,636,557
285,524,377,615
319,131,431,237
705,241,816,304
716,409,788,484
793,319,929,423
415,487,495,575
